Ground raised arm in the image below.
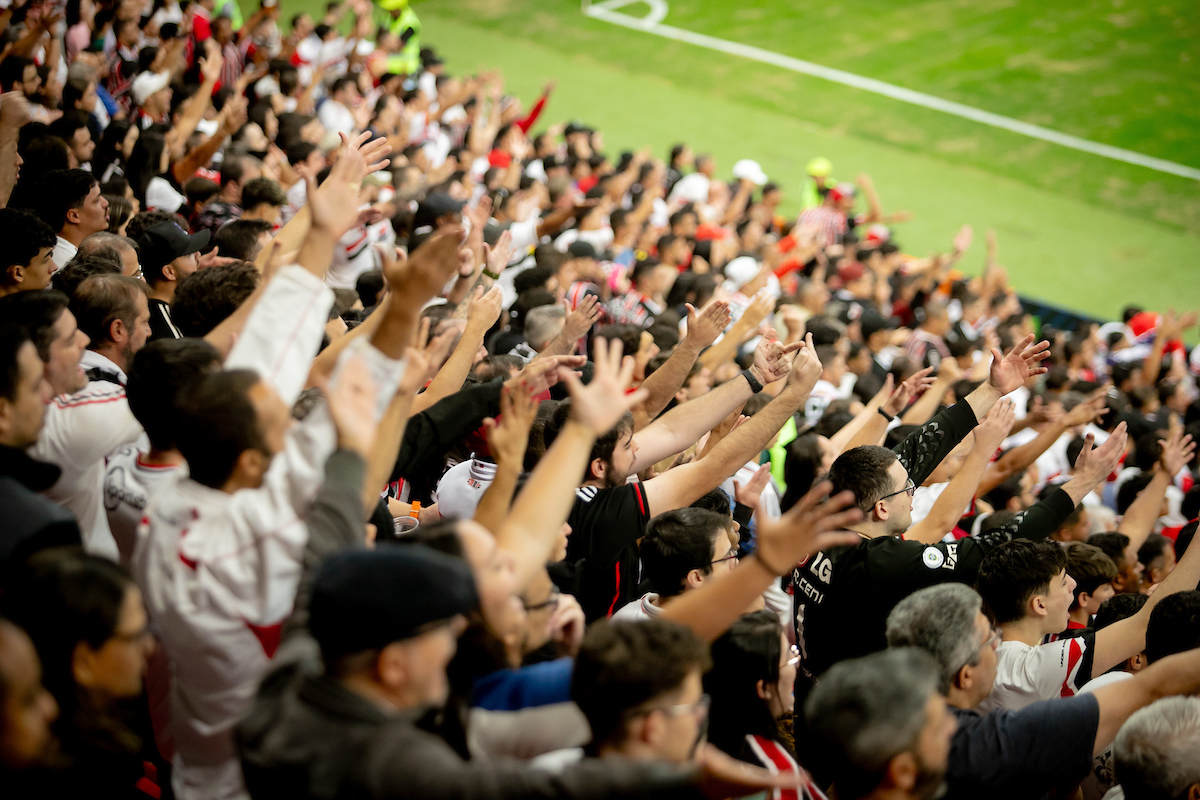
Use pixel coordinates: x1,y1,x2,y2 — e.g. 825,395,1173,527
899,358,960,425
1091,648,1200,756
472,383,536,536
631,334,796,472
1117,427,1195,557
630,301,730,428
839,369,936,453
661,481,861,642
904,400,1015,545
538,294,601,359
410,285,502,414
698,290,774,373
963,334,1051,422
497,337,647,592
641,335,820,514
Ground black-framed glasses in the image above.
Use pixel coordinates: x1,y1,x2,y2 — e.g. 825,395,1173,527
879,478,916,501
711,552,739,567
523,589,560,612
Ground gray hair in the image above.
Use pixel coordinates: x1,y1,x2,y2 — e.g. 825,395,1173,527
524,304,566,351
886,583,983,694
80,231,139,257
804,648,940,800
1114,696,1200,800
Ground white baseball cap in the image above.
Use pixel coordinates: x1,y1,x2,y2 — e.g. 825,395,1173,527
723,255,761,291
131,71,170,106
731,159,769,186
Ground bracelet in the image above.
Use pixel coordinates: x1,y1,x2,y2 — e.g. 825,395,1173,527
741,368,764,394
752,550,791,577
482,268,500,280
877,408,895,423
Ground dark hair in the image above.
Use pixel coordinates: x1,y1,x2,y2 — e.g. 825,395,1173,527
593,324,642,361
976,539,1069,625
705,610,785,759
176,370,267,488
1094,592,1149,632
184,177,221,207
640,508,729,598
0,548,139,753
512,266,553,296
219,154,250,187
171,262,260,337
508,288,555,331
125,210,189,244
213,219,274,261
104,196,135,234
355,270,385,308
240,177,287,211
22,169,98,232
52,253,122,299
0,290,70,362
48,111,91,150
1089,532,1132,570
286,141,319,166
1145,591,1200,665
0,209,57,277
691,487,733,518
827,445,899,514
543,399,634,483
1065,543,1117,611
69,275,146,347
124,130,169,207
471,354,525,385
0,55,33,92
571,619,711,748
0,322,33,402
1137,534,1173,575
782,432,825,512
631,257,660,287
126,338,222,452
1177,521,1198,560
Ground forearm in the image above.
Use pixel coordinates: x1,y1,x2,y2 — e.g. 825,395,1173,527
1093,650,1200,755
473,460,520,535
977,422,1067,495
634,340,702,424
297,227,339,280
410,326,484,414
1117,468,1172,558
893,401,979,486
1009,487,1076,543
698,329,744,372
700,385,807,484
632,371,754,471
900,378,952,425
832,400,887,454
309,297,391,385
256,206,312,270
167,77,217,156
500,420,594,592
172,129,229,184
0,129,18,208
661,553,777,642
362,388,417,518
906,447,992,544
368,298,419,361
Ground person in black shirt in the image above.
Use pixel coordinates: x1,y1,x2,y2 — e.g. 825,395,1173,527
134,222,210,342
793,335,1067,677
884,583,1200,800
544,335,819,621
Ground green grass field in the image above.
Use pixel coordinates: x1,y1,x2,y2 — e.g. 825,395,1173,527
266,0,1200,324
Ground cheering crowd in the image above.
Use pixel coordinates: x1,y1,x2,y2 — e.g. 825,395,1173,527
1,1,1199,799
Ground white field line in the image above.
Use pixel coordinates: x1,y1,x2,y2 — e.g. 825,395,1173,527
581,0,1200,182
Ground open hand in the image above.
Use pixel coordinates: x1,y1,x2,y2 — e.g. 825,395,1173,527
733,463,773,510
1159,426,1196,476
562,336,649,436
882,367,936,417
987,334,1051,395
1071,422,1128,487
685,301,732,349
482,381,537,467
467,285,504,333
975,398,1016,451
753,480,862,577
562,295,601,342
387,226,464,306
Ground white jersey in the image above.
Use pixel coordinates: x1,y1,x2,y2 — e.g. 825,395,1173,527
29,381,144,560
977,632,1096,713
133,266,405,800
104,446,183,569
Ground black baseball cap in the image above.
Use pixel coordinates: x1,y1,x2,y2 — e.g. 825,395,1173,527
309,546,478,660
136,222,211,272
414,192,465,230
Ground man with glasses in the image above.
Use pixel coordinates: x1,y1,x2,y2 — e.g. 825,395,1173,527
612,508,740,623
885,583,1200,800
790,336,1135,677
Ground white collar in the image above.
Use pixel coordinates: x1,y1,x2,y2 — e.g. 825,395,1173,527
80,349,127,385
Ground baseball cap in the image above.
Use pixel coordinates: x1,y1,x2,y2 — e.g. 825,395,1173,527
309,546,477,660
433,458,498,520
414,193,465,230
860,307,899,339
723,256,760,291
137,222,210,272
131,71,170,106
828,183,858,203
806,157,833,177
732,159,769,186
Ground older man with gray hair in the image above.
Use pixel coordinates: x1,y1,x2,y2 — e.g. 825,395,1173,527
524,303,566,354
1113,696,1200,800
884,583,1200,800
804,648,955,800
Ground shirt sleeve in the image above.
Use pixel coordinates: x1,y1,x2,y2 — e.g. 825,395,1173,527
891,401,978,487
948,695,1099,793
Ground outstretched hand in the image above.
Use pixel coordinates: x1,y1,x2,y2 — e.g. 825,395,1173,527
733,463,773,511
324,356,378,456
753,481,862,576
882,367,936,417
1070,422,1128,489
987,334,1051,396
685,301,732,349
975,398,1016,451
386,226,464,307
562,336,649,436
306,131,392,238
483,381,537,467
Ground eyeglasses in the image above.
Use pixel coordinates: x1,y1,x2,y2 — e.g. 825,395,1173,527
957,626,1001,672
523,589,560,612
711,552,739,567
879,478,916,501
629,693,711,720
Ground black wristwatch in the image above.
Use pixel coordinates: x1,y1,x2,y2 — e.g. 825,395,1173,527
741,368,764,394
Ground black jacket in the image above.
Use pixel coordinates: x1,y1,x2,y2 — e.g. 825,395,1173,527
0,445,81,568
236,642,703,800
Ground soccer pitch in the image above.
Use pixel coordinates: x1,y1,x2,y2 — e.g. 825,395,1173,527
282,0,1200,322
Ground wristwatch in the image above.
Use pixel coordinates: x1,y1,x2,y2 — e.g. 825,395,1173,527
877,408,895,423
741,368,764,394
